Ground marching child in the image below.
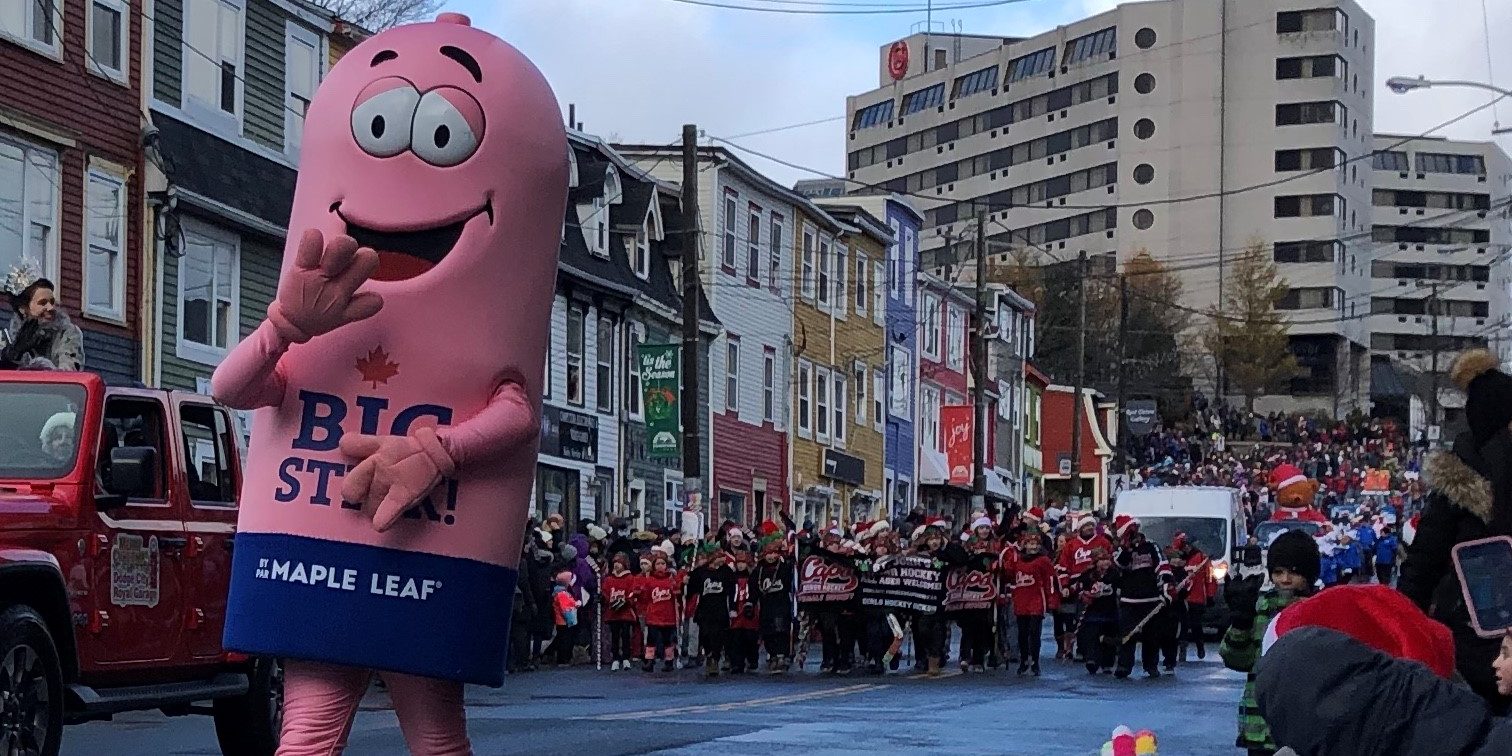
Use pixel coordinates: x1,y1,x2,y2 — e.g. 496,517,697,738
637,555,681,672
1076,549,1120,674
1009,531,1059,676
688,548,737,678
728,551,761,674
600,554,640,671
753,537,795,671
549,570,581,667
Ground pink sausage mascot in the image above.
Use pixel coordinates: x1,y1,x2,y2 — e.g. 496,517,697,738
210,13,566,754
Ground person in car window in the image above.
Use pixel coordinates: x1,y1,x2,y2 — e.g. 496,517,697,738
39,411,75,463
2,259,84,372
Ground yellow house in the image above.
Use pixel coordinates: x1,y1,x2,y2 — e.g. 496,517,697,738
790,201,893,528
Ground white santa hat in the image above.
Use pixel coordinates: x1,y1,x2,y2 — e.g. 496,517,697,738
862,520,893,541
1074,513,1098,532
654,540,674,556
970,516,994,531
727,527,745,540
40,411,75,444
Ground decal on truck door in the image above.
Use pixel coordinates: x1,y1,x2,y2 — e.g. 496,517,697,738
110,534,161,608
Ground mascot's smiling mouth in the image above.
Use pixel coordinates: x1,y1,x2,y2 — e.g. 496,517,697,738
333,201,494,282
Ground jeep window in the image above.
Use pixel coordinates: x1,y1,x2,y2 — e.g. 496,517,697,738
180,403,237,507
100,398,169,501
0,382,85,478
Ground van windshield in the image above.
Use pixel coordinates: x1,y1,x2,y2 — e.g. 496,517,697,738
1256,520,1321,548
0,382,86,479
1135,517,1227,557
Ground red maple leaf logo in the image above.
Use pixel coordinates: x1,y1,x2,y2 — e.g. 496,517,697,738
355,346,400,388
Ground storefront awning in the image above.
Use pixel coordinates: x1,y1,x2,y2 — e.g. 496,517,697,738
985,470,1014,501
919,448,949,486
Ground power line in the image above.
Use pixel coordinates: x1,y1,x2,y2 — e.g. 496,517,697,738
727,116,846,140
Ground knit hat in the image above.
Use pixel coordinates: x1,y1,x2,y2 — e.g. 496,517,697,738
1451,349,1512,447
586,524,608,541
1266,530,1321,586
1261,585,1455,679
1113,514,1140,541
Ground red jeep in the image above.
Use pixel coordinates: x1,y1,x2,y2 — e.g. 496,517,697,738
0,372,279,755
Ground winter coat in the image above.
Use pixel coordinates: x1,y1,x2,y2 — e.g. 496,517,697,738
552,585,579,627
1055,533,1114,586
688,565,736,625
567,534,599,597
525,550,557,635
1375,534,1399,566
0,310,83,371
1077,566,1119,620
1007,552,1058,617
1114,540,1166,603
1334,541,1363,572
1183,552,1217,606
730,572,760,631
1220,588,1308,752
753,556,795,630
1399,435,1512,712
1255,627,1512,756
605,535,640,574
1354,524,1377,556
636,571,681,627
600,571,639,623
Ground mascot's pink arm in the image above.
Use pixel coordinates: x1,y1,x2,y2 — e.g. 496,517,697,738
209,325,537,468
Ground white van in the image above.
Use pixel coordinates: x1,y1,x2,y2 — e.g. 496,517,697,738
1114,487,1246,630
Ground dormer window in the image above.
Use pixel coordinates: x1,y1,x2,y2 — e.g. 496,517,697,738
589,196,609,257
633,221,650,279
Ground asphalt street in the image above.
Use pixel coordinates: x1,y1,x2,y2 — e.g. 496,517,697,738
64,648,1243,755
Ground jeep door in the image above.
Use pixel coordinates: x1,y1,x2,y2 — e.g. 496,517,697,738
172,398,240,660
84,394,188,667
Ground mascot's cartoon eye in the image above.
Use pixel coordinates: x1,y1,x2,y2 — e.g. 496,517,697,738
411,87,485,167
352,81,420,158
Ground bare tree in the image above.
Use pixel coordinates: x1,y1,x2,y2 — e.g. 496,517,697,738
313,0,443,31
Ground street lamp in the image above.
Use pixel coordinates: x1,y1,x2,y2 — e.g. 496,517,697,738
1387,76,1512,135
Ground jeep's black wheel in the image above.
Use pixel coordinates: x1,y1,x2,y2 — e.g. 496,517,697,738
212,657,281,756
0,606,63,756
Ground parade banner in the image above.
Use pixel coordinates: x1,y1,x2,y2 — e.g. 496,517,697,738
859,554,945,614
637,343,680,459
942,405,974,486
796,554,859,605
1363,468,1390,493
943,566,999,612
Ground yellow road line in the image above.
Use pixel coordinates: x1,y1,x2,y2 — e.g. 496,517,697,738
581,683,886,721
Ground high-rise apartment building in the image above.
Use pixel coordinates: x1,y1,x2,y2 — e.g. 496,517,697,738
1369,136,1512,374
844,0,1376,411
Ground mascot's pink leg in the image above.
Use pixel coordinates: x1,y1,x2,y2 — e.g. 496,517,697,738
384,672,472,756
277,661,370,756
277,662,472,756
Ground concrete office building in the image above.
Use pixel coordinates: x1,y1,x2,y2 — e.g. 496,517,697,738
1369,136,1512,372
844,0,1376,412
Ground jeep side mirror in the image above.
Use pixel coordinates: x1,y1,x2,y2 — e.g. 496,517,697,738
106,446,157,500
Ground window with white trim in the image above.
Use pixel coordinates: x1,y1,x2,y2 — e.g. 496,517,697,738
722,191,738,271
833,373,847,443
872,369,884,431
725,337,740,413
833,243,848,315
817,237,832,308
904,228,917,305
596,315,614,413
284,23,320,156
920,384,942,452
178,221,240,363
800,229,816,301
889,345,910,418
624,323,644,420
0,136,59,286
566,307,585,406
89,0,129,80
854,253,869,316
888,220,902,298
632,219,650,280
946,306,965,370
762,348,776,423
797,359,813,437
768,215,783,290
746,205,761,284
815,366,831,441
85,166,126,320
0,0,62,56
872,261,885,325
184,0,245,119
586,198,609,257
853,362,868,426
922,293,942,359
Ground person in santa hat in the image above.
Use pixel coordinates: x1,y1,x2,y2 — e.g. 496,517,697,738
909,520,952,675
752,521,795,672
1173,534,1217,661
1266,463,1327,524
946,515,1000,672
1056,513,1114,660
1252,585,1512,756
1076,548,1120,674
636,554,683,672
1007,530,1059,675
1111,515,1171,678
600,553,641,671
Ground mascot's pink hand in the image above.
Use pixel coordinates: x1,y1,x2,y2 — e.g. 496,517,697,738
339,428,457,533
267,229,385,344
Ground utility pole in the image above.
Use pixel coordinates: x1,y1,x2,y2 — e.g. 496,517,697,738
679,124,704,529
1427,279,1441,446
1114,273,1129,475
1069,251,1088,507
971,212,988,512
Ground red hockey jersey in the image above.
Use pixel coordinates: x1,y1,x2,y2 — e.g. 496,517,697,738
601,571,640,622
635,571,681,627
1008,553,1060,616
